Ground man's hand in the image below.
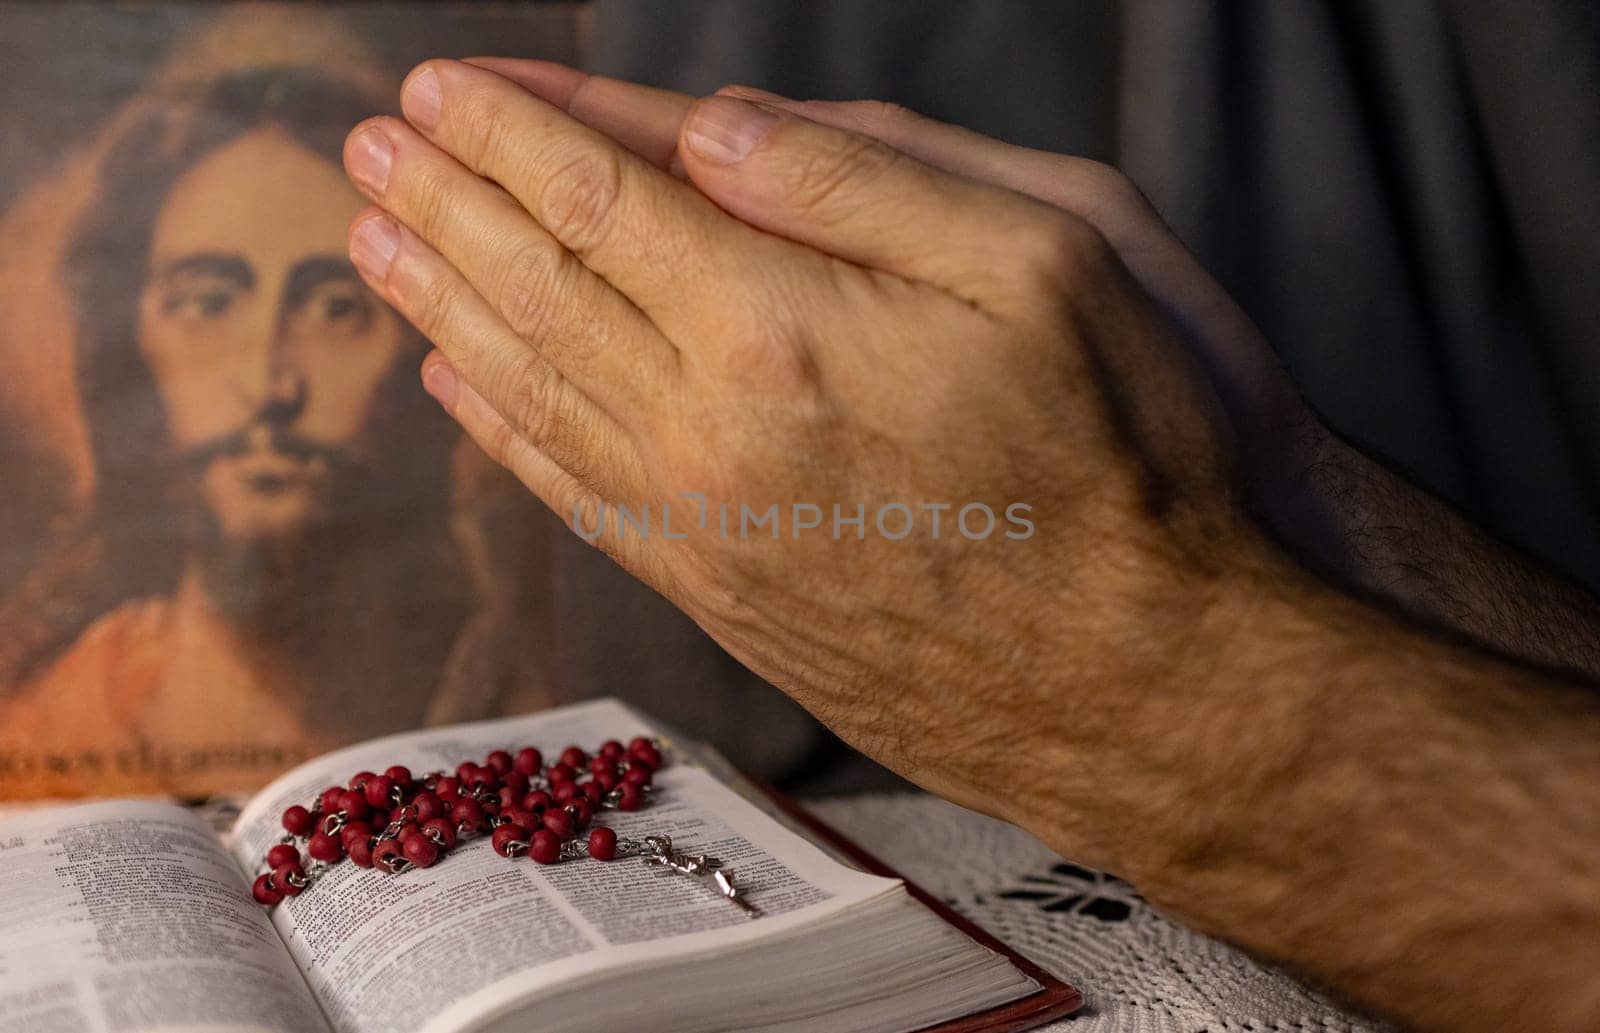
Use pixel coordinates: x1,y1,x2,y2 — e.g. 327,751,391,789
341,58,1254,839
341,61,1600,1033
461,59,1600,679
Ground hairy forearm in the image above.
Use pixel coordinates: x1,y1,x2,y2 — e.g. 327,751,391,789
1026,552,1600,1032
1252,420,1600,679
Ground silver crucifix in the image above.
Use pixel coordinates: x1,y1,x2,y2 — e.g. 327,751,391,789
559,832,761,917
640,834,760,917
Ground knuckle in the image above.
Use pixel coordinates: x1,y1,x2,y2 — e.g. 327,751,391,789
482,409,521,470
726,316,821,397
1073,159,1149,213
1017,211,1113,293
507,357,580,470
783,133,898,222
536,147,623,254
498,243,600,385
496,238,563,342
410,263,462,340
403,161,457,241
509,357,561,448
455,81,518,172
846,99,921,132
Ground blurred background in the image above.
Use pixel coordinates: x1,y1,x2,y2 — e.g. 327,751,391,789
0,1,1596,799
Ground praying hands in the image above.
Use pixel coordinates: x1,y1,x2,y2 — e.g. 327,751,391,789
342,59,1600,1033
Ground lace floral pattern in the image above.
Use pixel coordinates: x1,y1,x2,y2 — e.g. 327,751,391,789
808,793,1392,1033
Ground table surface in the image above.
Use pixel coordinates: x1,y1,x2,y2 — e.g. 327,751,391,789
806,793,1393,1033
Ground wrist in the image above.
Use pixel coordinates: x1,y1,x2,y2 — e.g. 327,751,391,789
1003,519,1324,883
1116,548,1344,895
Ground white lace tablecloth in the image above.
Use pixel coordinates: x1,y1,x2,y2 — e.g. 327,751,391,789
806,793,1391,1033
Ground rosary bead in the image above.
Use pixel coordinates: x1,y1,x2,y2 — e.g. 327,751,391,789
422,818,457,849
541,808,574,840
411,790,446,823
403,835,440,869
587,827,618,861
513,747,543,776
372,839,407,873
616,782,644,812
308,830,344,863
528,829,561,865
273,862,307,896
348,836,376,868
257,733,659,907
363,775,396,809
252,873,284,905
507,808,542,831
492,824,531,857
451,798,486,832
336,790,371,822
282,805,314,837
340,821,374,853
629,742,663,771
266,843,301,869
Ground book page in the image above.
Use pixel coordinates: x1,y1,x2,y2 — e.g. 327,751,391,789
230,700,899,1033
0,800,329,1033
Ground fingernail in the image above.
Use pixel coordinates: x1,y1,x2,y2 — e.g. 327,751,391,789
346,128,393,194
403,67,442,132
684,96,779,165
350,215,402,280
422,359,459,409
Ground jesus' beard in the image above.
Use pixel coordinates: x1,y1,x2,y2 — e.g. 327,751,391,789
172,428,472,737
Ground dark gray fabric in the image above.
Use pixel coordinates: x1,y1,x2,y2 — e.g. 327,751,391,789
588,0,1600,589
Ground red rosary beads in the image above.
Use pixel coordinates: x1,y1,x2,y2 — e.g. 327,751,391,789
252,736,664,907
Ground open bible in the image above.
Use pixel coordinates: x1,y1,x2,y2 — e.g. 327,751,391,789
0,698,1080,1032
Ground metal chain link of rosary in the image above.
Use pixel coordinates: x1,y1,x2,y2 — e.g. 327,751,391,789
251,737,758,918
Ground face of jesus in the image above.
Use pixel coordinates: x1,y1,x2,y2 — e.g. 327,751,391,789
136,128,411,542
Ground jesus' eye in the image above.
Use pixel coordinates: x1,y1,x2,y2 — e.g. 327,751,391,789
289,280,375,341
160,281,240,323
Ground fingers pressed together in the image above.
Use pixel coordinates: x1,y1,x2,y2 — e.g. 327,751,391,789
460,59,1294,436
339,58,1073,547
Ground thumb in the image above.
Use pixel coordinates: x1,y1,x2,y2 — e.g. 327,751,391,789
678,95,1061,304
